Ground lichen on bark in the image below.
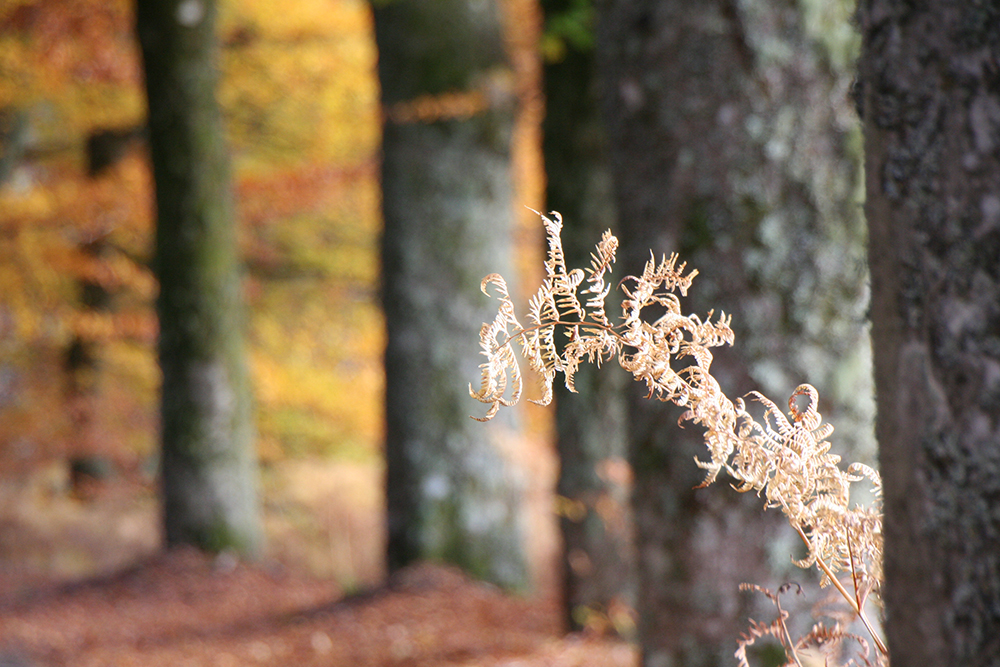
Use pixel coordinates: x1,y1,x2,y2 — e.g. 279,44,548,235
375,0,529,590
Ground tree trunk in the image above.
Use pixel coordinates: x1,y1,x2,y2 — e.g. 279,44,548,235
64,234,114,498
595,1,871,664
859,2,1000,663
374,0,529,590
541,0,635,634
136,0,261,556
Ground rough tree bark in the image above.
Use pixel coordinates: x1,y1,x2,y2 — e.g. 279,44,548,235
541,0,635,634
595,1,871,664
374,0,529,590
136,0,261,556
858,2,1000,664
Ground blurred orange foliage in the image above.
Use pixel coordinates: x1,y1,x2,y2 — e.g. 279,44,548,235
0,0,545,481
0,0,383,478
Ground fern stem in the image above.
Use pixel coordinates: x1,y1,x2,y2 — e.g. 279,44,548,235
774,591,804,667
795,526,887,656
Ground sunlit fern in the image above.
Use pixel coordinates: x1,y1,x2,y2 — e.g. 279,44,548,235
736,583,880,667
469,211,886,665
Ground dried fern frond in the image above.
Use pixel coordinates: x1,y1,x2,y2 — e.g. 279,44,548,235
469,212,886,660
737,584,884,667
795,623,881,667
468,273,525,421
735,583,802,667
584,229,618,326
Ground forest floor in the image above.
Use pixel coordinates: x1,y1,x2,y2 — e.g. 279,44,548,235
0,458,636,667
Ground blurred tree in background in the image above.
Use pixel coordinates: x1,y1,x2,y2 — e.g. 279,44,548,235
0,0,382,581
373,0,530,590
595,1,872,664
136,0,261,556
540,0,635,635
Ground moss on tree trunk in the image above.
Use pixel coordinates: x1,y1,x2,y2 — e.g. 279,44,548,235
374,0,529,590
136,0,260,557
596,1,871,664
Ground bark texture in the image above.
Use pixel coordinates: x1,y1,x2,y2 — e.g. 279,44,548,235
136,0,260,555
858,2,1000,664
541,0,635,634
595,1,871,664
375,0,529,590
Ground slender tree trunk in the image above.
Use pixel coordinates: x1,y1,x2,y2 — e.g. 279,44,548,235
136,0,261,556
374,0,529,590
64,234,113,497
859,2,1000,663
541,0,635,634
595,1,871,664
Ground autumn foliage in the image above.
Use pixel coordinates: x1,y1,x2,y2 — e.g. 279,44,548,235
0,0,381,479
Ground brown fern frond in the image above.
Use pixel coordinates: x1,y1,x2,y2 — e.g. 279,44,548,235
535,209,570,278
583,230,618,327
468,274,525,421
735,583,803,667
738,585,884,667
552,269,587,321
796,622,879,667
468,213,886,660
847,462,883,501
736,617,797,667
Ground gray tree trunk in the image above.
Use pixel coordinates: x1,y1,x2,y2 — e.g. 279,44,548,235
136,0,261,556
374,0,529,590
858,2,1000,663
541,0,635,634
595,1,872,664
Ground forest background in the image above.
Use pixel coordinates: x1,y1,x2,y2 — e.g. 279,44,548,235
0,0,868,636
0,2,869,663
4,0,998,665
0,0,548,589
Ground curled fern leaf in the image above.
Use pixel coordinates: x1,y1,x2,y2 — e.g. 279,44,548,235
468,274,524,421
468,212,885,659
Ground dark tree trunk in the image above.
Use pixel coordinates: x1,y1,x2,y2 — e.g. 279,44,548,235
541,0,635,634
595,1,871,664
859,2,1000,663
374,0,529,590
64,234,114,498
136,0,261,556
